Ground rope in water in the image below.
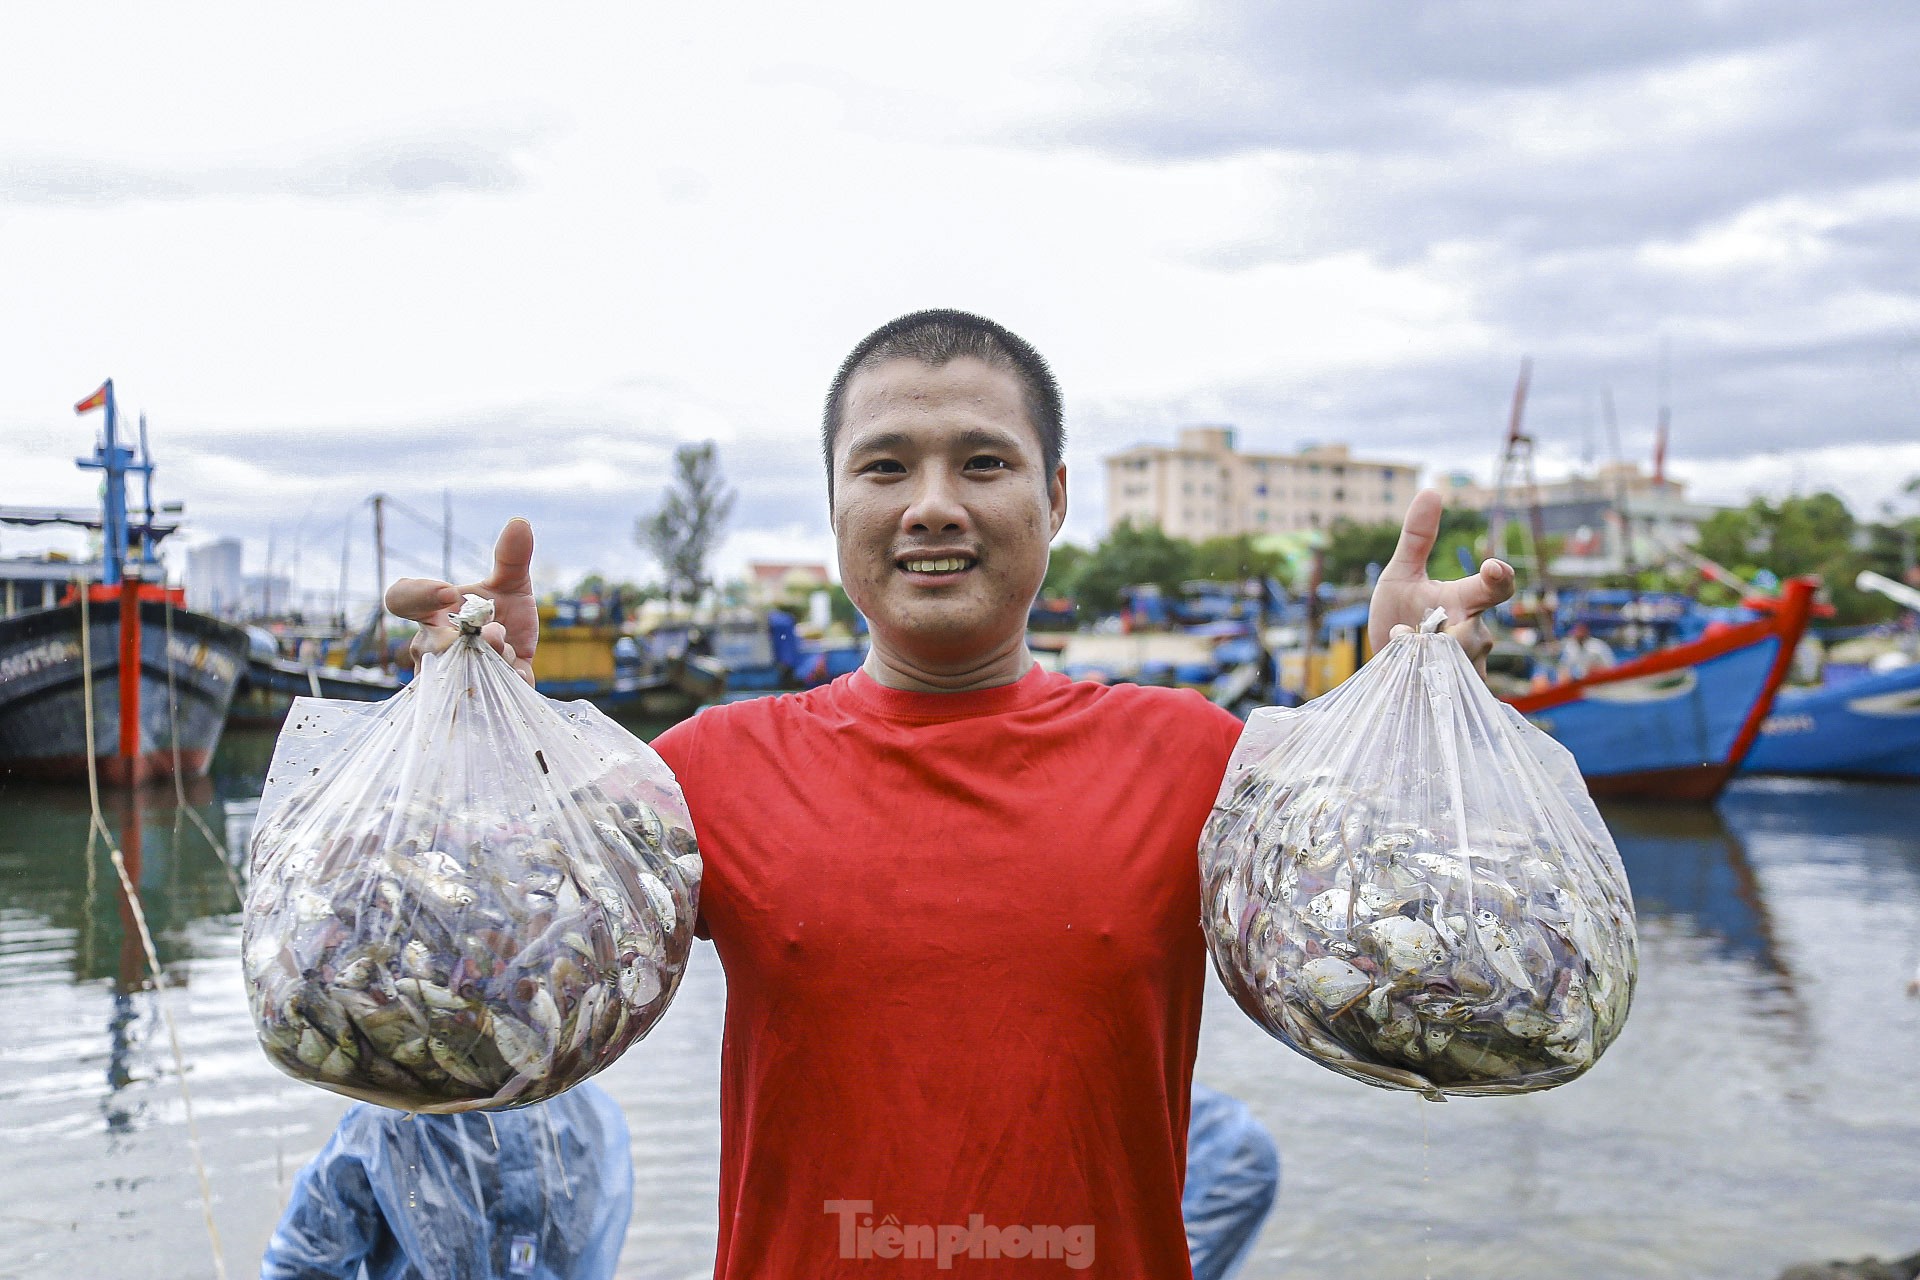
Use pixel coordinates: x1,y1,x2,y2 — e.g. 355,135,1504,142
161,594,287,1192
161,595,244,906
78,587,229,1279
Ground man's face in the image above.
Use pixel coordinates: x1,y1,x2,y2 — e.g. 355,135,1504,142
830,356,1067,668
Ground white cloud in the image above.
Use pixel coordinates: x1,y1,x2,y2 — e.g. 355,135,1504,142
3,3,1919,611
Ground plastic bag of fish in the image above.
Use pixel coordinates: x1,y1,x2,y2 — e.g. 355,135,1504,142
1201,608,1636,1099
240,595,700,1112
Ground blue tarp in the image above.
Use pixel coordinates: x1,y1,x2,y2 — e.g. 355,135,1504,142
260,1082,632,1280
1321,601,1370,633
766,609,800,674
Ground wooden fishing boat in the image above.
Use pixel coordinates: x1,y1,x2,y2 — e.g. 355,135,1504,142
1740,659,1920,780
0,585,249,786
1500,577,1816,802
227,651,405,727
0,380,249,786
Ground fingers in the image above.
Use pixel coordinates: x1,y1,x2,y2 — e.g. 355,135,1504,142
487,518,534,595
388,521,538,684
1381,489,1444,580
409,620,534,686
1445,614,1495,663
1456,558,1516,617
387,578,460,623
483,622,537,688
409,622,459,661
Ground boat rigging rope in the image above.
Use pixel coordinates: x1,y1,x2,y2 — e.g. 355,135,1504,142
79,589,230,1279
161,593,287,1193
161,594,244,907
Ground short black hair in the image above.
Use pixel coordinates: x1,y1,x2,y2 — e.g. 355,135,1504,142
820,309,1064,500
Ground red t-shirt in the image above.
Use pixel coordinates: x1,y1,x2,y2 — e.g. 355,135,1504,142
651,664,1245,1278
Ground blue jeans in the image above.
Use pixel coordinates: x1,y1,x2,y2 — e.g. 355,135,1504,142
1185,1084,1280,1280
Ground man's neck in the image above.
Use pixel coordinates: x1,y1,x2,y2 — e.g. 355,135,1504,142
860,635,1036,693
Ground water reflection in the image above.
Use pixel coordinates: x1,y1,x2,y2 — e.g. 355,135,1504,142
0,745,255,1153
3,724,1912,1279
1602,801,1791,978
1721,777,1920,875
0,781,241,985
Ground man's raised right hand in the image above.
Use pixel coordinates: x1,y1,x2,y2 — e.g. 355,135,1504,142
383,517,540,687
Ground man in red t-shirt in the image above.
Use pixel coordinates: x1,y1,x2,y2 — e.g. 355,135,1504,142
390,310,1512,1277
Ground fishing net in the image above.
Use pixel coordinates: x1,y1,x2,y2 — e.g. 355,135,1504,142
1201,608,1637,1098
241,595,699,1112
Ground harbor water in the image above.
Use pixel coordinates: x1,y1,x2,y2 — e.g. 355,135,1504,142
2,726,1918,1279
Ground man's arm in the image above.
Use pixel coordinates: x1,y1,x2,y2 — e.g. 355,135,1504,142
384,517,540,686
1366,489,1515,669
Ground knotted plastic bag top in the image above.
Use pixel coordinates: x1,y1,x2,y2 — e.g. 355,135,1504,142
241,595,701,1111
1200,609,1637,1099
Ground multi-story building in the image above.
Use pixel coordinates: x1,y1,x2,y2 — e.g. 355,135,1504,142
242,571,294,619
1103,426,1421,539
1440,464,1721,579
186,537,244,617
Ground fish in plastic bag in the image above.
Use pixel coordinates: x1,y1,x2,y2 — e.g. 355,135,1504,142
1200,608,1636,1099
241,595,701,1112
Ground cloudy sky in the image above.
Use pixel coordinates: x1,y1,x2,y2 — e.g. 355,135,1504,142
5,3,1918,608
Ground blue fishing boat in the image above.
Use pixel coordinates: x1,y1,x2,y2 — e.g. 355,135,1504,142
1502,578,1815,802
1741,660,1920,779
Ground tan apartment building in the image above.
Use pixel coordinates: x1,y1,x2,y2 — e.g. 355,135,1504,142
1104,426,1422,539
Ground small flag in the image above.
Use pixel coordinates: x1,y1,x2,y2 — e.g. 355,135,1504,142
75,383,108,414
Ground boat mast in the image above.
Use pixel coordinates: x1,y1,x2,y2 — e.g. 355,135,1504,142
338,513,353,629
1486,359,1555,614
135,413,158,570
1600,389,1638,583
74,380,138,586
372,493,388,666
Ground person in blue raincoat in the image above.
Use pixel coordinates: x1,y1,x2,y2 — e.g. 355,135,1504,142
260,1080,631,1280
1184,1083,1281,1280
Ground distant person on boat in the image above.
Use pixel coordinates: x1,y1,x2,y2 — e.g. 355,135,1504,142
386,309,1512,1278
258,1081,631,1280
1184,1084,1280,1280
1558,620,1616,682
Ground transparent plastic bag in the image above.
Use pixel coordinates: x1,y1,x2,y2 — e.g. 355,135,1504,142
1200,609,1637,1099
241,596,701,1112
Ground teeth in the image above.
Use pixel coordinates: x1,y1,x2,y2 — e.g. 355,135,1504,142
904,558,970,573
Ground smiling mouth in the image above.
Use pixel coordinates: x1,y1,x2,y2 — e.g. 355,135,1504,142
898,555,978,575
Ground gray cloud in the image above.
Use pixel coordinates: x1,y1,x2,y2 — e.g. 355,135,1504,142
0,127,533,206
1030,3,1920,260
1005,2,1920,481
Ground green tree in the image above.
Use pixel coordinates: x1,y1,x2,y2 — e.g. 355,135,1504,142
1429,507,1488,582
636,441,736,611
1322,520,1402,585
1691,492,1905,624
1070,521,1193,614
824,582,862,629
1041,541,1089,599
1695,495,1853,579
1189,533,1290,586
